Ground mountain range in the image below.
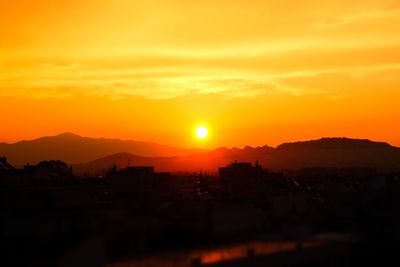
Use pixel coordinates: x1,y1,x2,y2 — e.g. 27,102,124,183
73,138,400,175
0,133,205,166
1,133,400,174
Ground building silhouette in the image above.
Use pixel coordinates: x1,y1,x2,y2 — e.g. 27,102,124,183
107,165,171,206
219,162,263,186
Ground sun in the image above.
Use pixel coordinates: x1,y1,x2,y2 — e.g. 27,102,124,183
195,126,208,139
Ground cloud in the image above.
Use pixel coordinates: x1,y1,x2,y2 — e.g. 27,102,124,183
314,6,400,29
2,55,400,101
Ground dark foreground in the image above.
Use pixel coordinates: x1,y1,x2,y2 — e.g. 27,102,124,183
1,158,400,266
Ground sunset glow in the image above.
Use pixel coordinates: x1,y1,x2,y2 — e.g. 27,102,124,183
1,1,400,147
195,126,209,139
1,2,400,263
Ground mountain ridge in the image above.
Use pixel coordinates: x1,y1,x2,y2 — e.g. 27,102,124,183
0,132,207,166
2,133,400,173
73,137,400,175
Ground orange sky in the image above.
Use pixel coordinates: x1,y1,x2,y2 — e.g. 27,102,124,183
1,0,400,148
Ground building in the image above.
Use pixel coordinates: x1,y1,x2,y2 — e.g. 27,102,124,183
107,166,171,206
219,162,264,186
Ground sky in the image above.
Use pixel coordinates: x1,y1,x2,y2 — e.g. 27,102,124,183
1,0,400,148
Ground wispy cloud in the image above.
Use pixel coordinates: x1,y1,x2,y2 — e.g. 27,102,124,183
314,6,400,29
2,57,400,100
314,13,374,29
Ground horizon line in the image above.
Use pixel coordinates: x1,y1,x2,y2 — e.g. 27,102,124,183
0,131,396,150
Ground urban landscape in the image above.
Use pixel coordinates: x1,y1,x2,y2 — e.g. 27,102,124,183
1,147,400,266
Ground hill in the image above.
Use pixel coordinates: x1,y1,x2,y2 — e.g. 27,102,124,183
0,133,206,166
73,138,400,175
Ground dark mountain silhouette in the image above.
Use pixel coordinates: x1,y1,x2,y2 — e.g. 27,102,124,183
270,138,400,170
0,133,206,166
73,137,400,175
